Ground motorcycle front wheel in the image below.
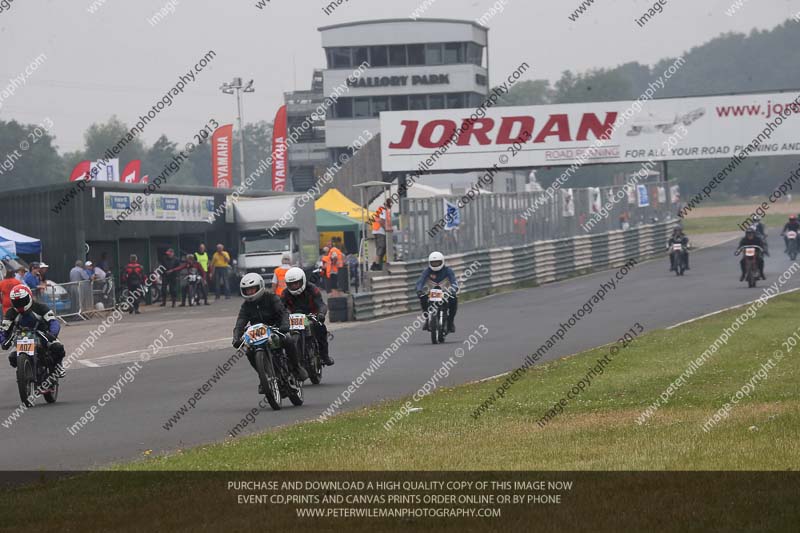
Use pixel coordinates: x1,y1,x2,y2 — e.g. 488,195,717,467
16,354,35,407
255,348,281,410
430,309,439,344
306,336,322,385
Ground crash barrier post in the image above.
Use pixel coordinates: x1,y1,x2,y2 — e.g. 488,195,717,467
352,220,672,321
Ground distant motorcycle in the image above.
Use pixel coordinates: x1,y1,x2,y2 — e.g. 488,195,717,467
242,323,303,411
736,245,763,288
785,231,798,260
426,285,450,345
186,268,202,305
290,313,323,385
3,326,59,407
669,242,687,276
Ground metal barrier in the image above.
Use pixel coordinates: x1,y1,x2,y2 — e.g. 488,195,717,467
33,278,117,322
353,220,672,321
399,180,678,262
35,280,90,321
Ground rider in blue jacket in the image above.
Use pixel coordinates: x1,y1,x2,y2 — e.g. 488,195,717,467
415,251,458,333
0,284,66,378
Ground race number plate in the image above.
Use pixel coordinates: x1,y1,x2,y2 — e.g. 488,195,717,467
788,231,797,239
16,337,34,356
245,324,270,343
745,247,756,257
672,243,683,251
428,288,444,302
289,314,306,330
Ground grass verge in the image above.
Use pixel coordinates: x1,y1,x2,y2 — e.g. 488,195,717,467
3,292,800,531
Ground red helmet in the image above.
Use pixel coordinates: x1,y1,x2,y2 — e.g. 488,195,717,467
790,215,797,221
10,285,33,313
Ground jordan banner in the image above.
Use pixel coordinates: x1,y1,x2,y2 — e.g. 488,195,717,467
212,124,233,188
272,105,288,192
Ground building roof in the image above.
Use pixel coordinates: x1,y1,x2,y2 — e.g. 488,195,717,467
319,18,488,33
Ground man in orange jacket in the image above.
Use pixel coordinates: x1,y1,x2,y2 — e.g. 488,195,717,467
320,247,331,293
271,254,292,296
326,241,344,295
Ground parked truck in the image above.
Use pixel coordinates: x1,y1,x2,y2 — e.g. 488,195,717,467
228,194,318,280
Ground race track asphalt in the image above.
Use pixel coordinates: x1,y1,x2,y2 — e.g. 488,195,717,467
2,232,797,470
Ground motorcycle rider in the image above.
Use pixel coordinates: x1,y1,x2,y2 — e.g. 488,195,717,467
0,285,66,378
232,273,308,393
667,225,690,271
737,227,767,281
280,267,334,367
752,215,768,254
415,251,458,333
781,215,800,253
121,254,145,314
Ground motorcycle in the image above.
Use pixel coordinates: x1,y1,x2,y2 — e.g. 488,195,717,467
242,323,303,411
786,231,798,260
669,242,687,276
3,327,59,407
426,285,450,345
185,269,202,305
290,313,323,385
736,245,763,288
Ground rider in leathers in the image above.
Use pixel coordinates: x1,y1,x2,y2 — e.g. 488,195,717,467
0,284,66,378
781,215,800,253
737,227,767,281
232,273,308,392
415,251,458,333
280,267,334,367
667,225,690,271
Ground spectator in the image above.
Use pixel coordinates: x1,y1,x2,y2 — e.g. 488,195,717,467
15,266,25,282
195,243,209,275
271,253,292,296
23,262,41,291
160,248,181,307
0,268,18,315
38,262,50,283
326,240,343,295
121,254,145,314
345,253,359,292
91,263,107,280
84,261,98,281
371,202,389,271
69,260,89,282
96,252,111,274
320,246,331,292
209,243,232,300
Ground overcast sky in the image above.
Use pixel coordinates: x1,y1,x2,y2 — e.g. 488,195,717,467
0,0,797,153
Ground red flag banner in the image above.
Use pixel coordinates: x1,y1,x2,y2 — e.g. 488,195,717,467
272,105,288,192
70,160,91,182
212,124,233,188
121,160,141,183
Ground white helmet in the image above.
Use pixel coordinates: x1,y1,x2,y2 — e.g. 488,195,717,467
285,267,306,295
239,272,265,301
428,251,445,272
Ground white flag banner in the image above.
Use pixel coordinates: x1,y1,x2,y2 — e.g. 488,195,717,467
443,198,460,230
91,159,120,181
589,187,602,214
562,188,575,217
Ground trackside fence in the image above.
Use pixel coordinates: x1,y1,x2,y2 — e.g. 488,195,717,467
353,220,671,321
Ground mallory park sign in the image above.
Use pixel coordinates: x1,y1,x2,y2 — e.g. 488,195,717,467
346,74,450,88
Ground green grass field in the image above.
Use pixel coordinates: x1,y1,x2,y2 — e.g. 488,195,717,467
681,214,752,235
4,292,800,531
125,292,799,472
